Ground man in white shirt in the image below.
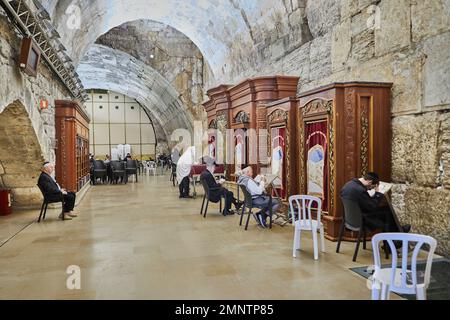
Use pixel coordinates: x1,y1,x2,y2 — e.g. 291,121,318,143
237,166,281,228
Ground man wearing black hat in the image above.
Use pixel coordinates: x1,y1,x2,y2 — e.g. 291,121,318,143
38,162,77,220
341,172,410,233
200,158,242,216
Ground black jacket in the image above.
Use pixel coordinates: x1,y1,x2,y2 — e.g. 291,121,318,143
200,170,223,203
38,172,63,201
340,179,383,213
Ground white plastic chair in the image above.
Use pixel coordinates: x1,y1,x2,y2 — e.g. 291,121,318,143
144,161,157,176
289,195,325,260
371,233,437,300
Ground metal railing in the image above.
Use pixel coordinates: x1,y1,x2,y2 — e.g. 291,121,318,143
0,0,87,102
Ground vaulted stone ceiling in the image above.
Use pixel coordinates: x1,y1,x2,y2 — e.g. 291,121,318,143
39,0,314,141
78,44,193,142
95,20,210,124
41,0,312,81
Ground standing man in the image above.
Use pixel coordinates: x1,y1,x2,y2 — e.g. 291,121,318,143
238,166,281,228
38,162,77,220
176,147,196,198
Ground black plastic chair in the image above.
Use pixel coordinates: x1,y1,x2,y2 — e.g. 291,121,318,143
336,197,389,262
36,184,64,222
238,184,273,230
110,161,127,184
92,160,107,185
199,178,223,218
126,160,138,183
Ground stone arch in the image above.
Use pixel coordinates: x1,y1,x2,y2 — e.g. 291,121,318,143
78,45,193,142
0,101,45,208
48,0,255,78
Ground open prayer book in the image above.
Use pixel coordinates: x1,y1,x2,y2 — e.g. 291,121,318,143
264,174,282,187
254,174,282,188
368,181,393,196
378,181,393,194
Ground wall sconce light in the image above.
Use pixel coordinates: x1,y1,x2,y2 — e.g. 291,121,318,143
40,98,49,110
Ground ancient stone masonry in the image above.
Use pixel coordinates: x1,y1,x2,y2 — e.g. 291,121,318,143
36,0,450,257
78,44,193,143
215,0,450,257
0,9,70,208
95,20,209,124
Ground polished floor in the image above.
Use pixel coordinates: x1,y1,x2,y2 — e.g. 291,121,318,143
0,173,399,300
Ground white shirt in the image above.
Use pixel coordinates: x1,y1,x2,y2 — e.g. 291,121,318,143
246,179,265,197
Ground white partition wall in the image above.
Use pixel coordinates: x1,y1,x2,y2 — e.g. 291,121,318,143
87,89,157,160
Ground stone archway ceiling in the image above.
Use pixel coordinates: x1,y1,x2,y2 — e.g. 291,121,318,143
41,0,261,78
78,44,193,141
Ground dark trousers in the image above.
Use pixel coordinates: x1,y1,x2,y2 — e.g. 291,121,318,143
63,192,76,213
179,177,190,197
216,188,238,214
364,207,398,232
252,196,281,217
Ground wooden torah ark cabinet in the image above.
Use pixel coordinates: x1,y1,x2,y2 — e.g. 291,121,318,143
55,100,91,193
297,82,393,241
227,76,300,178
265,97,299,202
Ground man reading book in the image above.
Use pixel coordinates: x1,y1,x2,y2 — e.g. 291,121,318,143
200,157,242,216
340,172,410,233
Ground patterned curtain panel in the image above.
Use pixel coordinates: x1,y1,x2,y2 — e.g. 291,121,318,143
306,121,328,212
271,126,286,199
234,132,246,174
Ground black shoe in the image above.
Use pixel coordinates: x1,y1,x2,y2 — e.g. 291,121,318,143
258,214,268,229
252,213,261,225
402,224,411,233
235,201,244,211
228,210,235,216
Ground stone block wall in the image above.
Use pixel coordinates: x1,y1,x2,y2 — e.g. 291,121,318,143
0,10,71,208
95,20,209,123
215,0,450,257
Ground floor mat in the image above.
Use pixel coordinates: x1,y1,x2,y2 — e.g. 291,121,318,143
350,258,450,300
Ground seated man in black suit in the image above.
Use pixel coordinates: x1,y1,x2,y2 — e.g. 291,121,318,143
341,172,410,233
38,162,77,221
200,159,242,216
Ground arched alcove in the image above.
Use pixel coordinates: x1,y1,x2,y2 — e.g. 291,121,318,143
0,101,45,207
